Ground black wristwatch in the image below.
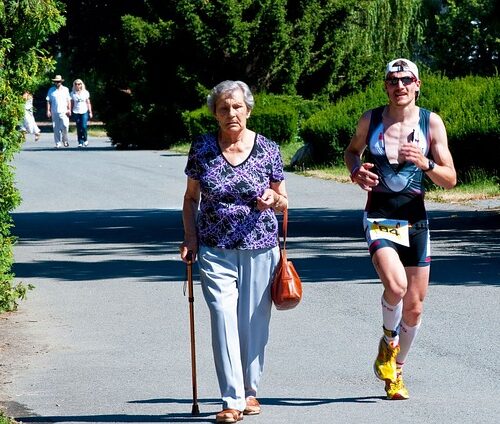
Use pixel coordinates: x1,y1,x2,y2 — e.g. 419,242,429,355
424,159,435,172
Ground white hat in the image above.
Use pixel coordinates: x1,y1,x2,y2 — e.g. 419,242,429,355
385,58,419,80
51,74,64,82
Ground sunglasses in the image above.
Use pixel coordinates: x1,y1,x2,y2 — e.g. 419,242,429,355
385,76,416,86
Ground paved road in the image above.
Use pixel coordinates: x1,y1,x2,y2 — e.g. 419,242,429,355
1,133,499,423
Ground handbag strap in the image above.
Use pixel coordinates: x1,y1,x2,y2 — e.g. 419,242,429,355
280,208,288,250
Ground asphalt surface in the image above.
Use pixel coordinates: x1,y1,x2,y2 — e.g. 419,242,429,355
0,133,499,424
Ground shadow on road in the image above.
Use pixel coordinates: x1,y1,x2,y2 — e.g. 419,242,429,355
12,207,499,286
10,395,386,423
285,208,500,286
12,209,184,283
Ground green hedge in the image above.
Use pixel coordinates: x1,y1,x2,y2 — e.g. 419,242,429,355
300,87,387,164
301,75,500,174
418,76,500,174
180,76,499,179
181,94,322,145
0,0,63,312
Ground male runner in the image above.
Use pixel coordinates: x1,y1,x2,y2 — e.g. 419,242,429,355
344,58,456,399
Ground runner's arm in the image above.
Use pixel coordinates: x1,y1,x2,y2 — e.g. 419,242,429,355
425,113,457,189
344,110,379,191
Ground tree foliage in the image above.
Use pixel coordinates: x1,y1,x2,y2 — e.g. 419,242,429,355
50,0,423,148
420,0,500,77
49,0,498,149
0,0,64,312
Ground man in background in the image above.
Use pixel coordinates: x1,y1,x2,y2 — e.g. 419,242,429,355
46,74,71,148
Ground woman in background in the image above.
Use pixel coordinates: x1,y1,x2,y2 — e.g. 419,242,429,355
70,79,93,147
21,91,41,141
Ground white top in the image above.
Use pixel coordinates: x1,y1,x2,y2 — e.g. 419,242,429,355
24,97,34,112
71,89,91,114
46,86,71,114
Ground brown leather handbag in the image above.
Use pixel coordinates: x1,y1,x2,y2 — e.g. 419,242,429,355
271,208,302,310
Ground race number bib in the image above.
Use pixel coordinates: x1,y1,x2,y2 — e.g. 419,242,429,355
367,218,410,247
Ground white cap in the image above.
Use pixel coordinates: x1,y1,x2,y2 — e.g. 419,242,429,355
385,58,419,80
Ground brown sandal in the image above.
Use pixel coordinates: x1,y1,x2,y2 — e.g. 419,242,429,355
243,396,261,415
215,408,243,423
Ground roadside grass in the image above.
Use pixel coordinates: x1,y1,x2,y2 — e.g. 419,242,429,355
426,169,499,203
38,121,107,138
167,141,500,204
74,125,107,137
300,166,499,204
87,128,108,137
170,141,191,155
0,411,18,424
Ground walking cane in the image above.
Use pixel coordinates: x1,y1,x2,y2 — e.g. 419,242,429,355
185,250,200,415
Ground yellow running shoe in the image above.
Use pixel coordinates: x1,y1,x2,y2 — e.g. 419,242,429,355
373,337,399,382
385,374,410,400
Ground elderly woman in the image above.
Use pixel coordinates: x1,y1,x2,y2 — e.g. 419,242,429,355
180,80,288,423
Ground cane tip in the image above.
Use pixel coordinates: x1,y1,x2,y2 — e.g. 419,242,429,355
191,404,200,415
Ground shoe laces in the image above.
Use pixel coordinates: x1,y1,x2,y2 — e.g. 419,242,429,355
393,375,405,390
381,340,398,361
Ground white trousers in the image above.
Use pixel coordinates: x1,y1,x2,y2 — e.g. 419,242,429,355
52,113,69,145
198,245,280,411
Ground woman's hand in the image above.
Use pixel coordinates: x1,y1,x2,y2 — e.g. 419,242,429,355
256,188,278,211
180,240,197,263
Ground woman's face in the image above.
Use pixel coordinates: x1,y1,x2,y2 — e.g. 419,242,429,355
215,89,250,135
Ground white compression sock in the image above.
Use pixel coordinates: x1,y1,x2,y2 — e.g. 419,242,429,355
396,320,421,366
381,295,403,345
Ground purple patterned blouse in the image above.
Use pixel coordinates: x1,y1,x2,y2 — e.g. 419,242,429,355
185,132,285,249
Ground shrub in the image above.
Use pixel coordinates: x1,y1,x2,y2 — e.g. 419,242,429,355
419,75,500,175
301,85,386,164
181,94,322,145
181,107,218,143
0,0,64,312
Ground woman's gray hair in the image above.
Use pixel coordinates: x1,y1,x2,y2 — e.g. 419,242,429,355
207,80,255,115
